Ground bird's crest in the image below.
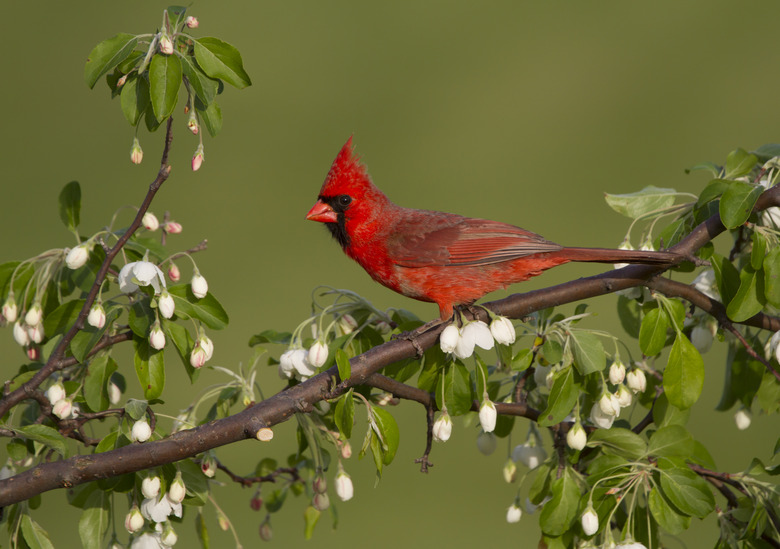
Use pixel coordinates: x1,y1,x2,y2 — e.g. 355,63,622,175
318,136,372,198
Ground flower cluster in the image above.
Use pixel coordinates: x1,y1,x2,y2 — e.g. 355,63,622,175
439,316,516,359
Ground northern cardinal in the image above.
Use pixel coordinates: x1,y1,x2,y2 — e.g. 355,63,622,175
306,138,680,320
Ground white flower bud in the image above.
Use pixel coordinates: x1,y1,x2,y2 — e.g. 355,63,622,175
124,505,145,533
503,458,517,483
490,316,516,345
158,291,175,319
566,422,587,451
168,473,186,503
598,393,620,417
161,522,178,546
439,324,460,354
589,402,616,429
581,506,599,536
27,322,44,344
108,382,122,405
131,419,152,442
259,521,273,541
476,431,497,455
52,399,73,419
734,408,751,431
191,273,208,299
130,138,143,165
308,340,329,368
691,324,713,353
512,443,547,469
338,314,358,334
25,303,42,326
149,323,166,350
312,492,330,511
506,503,522,524
46,382,66,405
191,144,205,171
335,469,354,502
65,244,90,270
87,303,106,329
167,263,181,282
201,455,216,477
142,475,161,499
159,32,174,55
626,369,647,394
142,212,160,231
692,269,719,300
609,360,626,385
185,16,199,28
2,297,18,322
616,384,633,408
164,221,183,234
478,399,497,433
432,410,453,442
13,321,30,346
770,331,780,364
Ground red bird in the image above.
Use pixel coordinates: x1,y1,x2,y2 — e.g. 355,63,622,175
306,138,680,320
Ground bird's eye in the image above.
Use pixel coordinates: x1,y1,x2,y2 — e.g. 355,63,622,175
338,195,352,207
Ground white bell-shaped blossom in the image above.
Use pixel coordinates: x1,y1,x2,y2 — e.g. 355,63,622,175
590,402,616,429
191,273,208,299
566,422,587,451
13,321,30,346
616,384,633,408
478,399,497,432
598,393,621,417
280,348,316,378
53,399,73,419
25,303,42,326
608,360,626,385
490,316,516,345
734,408,751,430
334,469,354,502
432,410,453,442
308,340,329,368
161,522,178,546
158,291,175,319
512,442,547,469
87,303,106,329
141,494,182,523
65,244,90,270
46,382,66,405
506,503,522,524
124,504,145,533
168,473,186,504
142,475,162,499
119,261,166,294
626,369,647,394
439,324,460,354
27,322,44,344
132,419,152,442
2,297,18,322
581,506,599,536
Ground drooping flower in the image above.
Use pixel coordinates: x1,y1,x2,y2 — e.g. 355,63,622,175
142,212,160,231
506,503,522,524
279,348,315,378
118,261,166,294
141,494,182,523
616,384,633,408
88,302,107,329
142,475,162,499
168,473,186,504
439,324,460,354
503,458,517,483
476,431,497,455
581,506,599,536
149,322,166,350
25,302,43,326
490,316,516,345
191,144,205,171
65,244,90,270
12,321,30,346
53,399,73,419
512,442,547,469
308,340,329,368
46,382,66,405
692,269,719,300
626,369,647,394
2,296,18,322
609,359,626,385
191,273,208,299
158,291,175,319
478,399,497,433
132,419,152,442
334,467,354,502
432,409,453,442
27,322,44,344
160,522,178,546
312,492,330,511
159,31,174,55
566,421,587,451
589,402,616,429
124,504,145,533
734,408,751,430
614,240,634,270
598,393,621,417
130,137,143,165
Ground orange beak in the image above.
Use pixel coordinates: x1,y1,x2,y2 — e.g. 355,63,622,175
306,200,338,223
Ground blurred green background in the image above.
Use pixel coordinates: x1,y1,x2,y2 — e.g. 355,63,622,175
2,1,778,547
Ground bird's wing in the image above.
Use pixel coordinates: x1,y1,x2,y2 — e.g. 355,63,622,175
387,214,563,268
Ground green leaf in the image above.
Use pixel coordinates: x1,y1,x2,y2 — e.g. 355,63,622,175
639,307,668,356
248,329,291,346
181,55,219,106
658,465,715,518
20,514,55,549
751,231,767,271
651,393,690,428
719,181,762,229
120,74,151,126
168,285,229,329
83,356,118,412
335,348,351,382
538,366,578,427
587,428,647,460
604,186,677,219
726,265,765,322
162,319,198,381
149,53,182,122
78,490,110,549
569,329,605,375
44,299,85,339
724,148,758,179
133,338,165,400
695,179,730,208
710,253,740,306
15,424,68,457
648,486,690,535
541,339,563,364
616,295,641,338
303,505,321,540
59,181,81,231
84,33,139,89
196,99,223,137
763,247,780,308
511,348,533,371
436,362,472,416
124,398,148,420
539,468,579,536
334,390,354,439
647,425,693,458
195,511,210,549
179,459,209,505
193,37,252,88
663,333,704,410
129,300,155,338
757,371,780,414
371,407,400,465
